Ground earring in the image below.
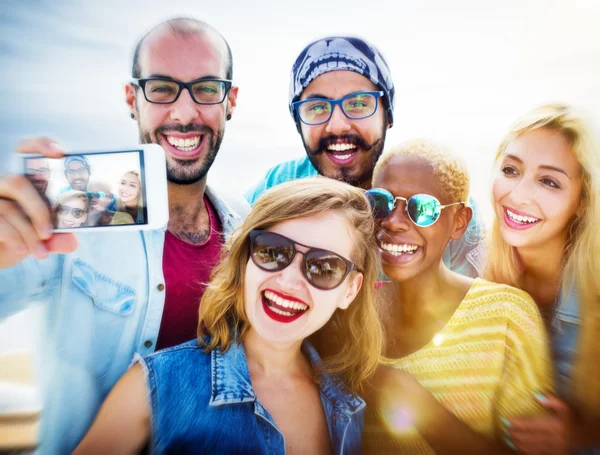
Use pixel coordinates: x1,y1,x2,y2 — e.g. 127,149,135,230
130,113,135,119
226,114,232,121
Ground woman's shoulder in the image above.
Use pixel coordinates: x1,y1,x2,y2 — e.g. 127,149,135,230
141,339,211,371
463,278,542,322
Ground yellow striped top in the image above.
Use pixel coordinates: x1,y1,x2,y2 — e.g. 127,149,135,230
363,278,554,454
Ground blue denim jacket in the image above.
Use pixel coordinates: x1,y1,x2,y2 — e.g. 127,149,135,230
0,186,249,455
245,156,483,278
551,284,600,455
137,339,365,455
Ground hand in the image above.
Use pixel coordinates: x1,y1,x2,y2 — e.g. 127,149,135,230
0,137,77,269
505,395,575,455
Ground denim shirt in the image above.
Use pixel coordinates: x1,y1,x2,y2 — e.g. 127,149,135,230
245,156,484,278
0,185,249,455
137,339,365,455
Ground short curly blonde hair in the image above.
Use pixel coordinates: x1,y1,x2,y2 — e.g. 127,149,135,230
372,138,470,203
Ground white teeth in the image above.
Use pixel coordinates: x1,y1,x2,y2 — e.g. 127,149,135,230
264,291,308,312
166,135,201,151
380,242,419,256
506,209,539,224
327,143,357,152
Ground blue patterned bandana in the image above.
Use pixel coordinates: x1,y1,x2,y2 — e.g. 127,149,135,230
289,36,395,128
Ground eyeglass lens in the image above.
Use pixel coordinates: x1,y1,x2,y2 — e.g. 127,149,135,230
58,205,86,218
250,231,349,290
143,79,228,104
366,190,442,227
297,92,378,125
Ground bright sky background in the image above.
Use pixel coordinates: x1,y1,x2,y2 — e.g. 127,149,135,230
1,0,600,350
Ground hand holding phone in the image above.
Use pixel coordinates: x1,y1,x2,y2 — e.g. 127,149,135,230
0,138,77,269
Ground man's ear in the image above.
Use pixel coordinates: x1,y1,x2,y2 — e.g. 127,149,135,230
125,83,138,119
226,86,239,119
451,205,473,241
337,272,363,310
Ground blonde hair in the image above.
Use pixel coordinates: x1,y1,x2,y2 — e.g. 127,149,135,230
52,190,89,226
198,178,383,393
373,138,470,202
484,103,600,417
117,171,143,215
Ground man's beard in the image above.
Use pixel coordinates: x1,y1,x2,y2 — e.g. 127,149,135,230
139,123,224,185
302,126,386,188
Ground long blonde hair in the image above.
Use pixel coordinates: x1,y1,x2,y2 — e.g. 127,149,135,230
116,171,143,216
484,103,600,416
198,178,383,393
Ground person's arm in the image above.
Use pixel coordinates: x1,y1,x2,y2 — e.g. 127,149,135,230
73,364,150,455
369,367,515,455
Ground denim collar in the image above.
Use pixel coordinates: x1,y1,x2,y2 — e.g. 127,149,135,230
205,185,243,231
209,340,364,417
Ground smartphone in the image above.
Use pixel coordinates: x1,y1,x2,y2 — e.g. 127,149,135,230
22,145,168,232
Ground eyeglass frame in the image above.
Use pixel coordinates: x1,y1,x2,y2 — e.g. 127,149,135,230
366,188,466,227
64,165,90,177
57,204,88,219
26,167,50,176
130,77,233,105
292,91,384,126
248,229,360,290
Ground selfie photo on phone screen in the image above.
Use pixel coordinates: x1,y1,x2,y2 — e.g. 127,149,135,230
24,150,148,229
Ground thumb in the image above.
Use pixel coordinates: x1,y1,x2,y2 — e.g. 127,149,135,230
535,393,569,419
44,233,78,254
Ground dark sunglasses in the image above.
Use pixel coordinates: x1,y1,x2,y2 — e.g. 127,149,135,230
365,188,465,227
249,230,359,290
57,205,87,219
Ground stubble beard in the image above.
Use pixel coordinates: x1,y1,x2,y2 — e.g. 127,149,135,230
302,125,387,188
138,123,224,185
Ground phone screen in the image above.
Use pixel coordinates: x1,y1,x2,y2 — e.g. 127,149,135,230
24,150,148,229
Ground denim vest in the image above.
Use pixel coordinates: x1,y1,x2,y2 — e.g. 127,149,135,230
0,185,249,455
137,339,365,455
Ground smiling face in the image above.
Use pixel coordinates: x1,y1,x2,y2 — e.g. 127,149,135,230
119,173,141,205
65,161,90,190
373,155,469,282
88,182,112,213
492,128,583,252
126,27,237,185
298,71,388,189
243,212,363,346
57,197,87,228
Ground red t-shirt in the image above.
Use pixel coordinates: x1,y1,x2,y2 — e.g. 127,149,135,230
156,196,223,350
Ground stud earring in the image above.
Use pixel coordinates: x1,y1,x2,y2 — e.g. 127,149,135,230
226,114,232,121
130,113,135,119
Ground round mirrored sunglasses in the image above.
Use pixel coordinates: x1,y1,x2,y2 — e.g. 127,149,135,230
365,188,465,227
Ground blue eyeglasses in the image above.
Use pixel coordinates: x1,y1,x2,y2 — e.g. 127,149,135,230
366,188,465,227
292,91,384,125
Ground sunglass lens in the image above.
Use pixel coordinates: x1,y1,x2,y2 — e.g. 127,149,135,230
407,194,441,227
304,250,347,290
251,232,294,271
366,189,393,220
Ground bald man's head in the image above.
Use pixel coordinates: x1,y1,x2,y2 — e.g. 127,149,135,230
132,17,233,80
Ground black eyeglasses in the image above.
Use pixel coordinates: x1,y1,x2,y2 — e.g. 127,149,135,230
57,205,87,219
249,230,359,290
292,91,384,125
131,77,232,105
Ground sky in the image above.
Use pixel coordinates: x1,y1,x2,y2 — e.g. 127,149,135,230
1,0,600,348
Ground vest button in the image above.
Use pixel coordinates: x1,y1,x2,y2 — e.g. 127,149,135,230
144,340,153,348
157,283,165,291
